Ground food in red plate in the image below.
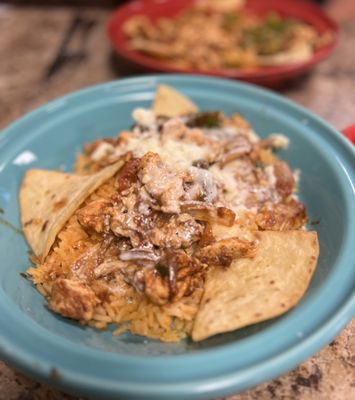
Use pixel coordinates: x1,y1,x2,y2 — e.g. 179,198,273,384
122,0,333,71
107,0,339,86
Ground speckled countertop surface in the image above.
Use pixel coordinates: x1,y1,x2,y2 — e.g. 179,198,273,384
0,2,354,399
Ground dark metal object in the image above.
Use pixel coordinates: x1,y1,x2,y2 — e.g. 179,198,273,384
43,15,97,80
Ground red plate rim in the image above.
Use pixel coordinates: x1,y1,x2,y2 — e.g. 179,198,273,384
107,0,340,81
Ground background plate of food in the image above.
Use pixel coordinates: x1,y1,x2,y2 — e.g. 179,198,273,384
107,0,339,87
0,75,354,400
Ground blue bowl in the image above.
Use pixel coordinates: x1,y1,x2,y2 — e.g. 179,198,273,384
0,76,354,400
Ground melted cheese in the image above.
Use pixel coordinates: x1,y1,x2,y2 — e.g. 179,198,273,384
91,126,279,215
209,163,250,213
111,135,210,171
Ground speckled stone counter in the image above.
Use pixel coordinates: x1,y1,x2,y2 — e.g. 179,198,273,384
0,3,354,400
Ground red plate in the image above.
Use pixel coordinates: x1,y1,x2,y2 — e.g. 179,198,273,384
342,125,355,145
107,0,339,87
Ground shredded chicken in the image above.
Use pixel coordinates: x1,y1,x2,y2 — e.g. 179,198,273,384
110,194,144,247
139,251,205,305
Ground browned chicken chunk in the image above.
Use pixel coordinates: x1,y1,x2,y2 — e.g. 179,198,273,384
148,214,203,249
48,279,99,321
70,236,117,281
76,200,112,234
117,157,140,191
256,200,307,231
194,237,257,267
138,152,185,213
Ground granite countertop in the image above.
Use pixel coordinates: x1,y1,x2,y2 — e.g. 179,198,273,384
0,2,354,399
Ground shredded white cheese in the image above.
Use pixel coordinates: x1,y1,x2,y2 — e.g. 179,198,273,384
111,135,210,171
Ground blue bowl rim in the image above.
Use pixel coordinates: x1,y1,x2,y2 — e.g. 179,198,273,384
0,74,354,399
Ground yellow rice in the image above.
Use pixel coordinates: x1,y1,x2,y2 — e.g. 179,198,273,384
28,175,203,342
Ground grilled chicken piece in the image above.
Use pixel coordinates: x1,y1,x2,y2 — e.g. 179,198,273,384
148,214,203,249
48,279,99,321
194,237,257,267
119,250,205,306
138,152,185,213
110,211,142,247
117,157,140,191
142,251,205,305
167,251,206,302
76,200,112,234
256,200,307,231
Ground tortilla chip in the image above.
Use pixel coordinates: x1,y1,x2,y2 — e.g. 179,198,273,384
197,0,245,12
192,230,319,341
20,160,124,261
130,39,172,59
153,84,199,117
258,43,313,66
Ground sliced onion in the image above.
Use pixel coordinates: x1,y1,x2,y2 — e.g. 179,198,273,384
119,248,160,263
180,201,235,227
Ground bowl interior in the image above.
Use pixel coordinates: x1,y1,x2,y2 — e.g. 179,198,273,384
0,77,353,360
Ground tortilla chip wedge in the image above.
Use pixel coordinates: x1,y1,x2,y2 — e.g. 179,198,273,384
198,0,245,12
20,160,124,261
153,84,199,117
258,43,313,66
192,230,319,341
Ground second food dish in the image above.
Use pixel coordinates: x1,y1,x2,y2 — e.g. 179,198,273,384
123,0,333,71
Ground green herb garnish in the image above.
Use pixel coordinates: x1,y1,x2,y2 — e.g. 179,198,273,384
186,112,222,128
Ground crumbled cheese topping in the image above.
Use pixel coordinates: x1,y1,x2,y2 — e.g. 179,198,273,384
89,110,290,217
268,133,289,149
108,134,210,171
132,108,156,127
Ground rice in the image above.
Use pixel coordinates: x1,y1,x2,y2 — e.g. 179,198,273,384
28,175,203,342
